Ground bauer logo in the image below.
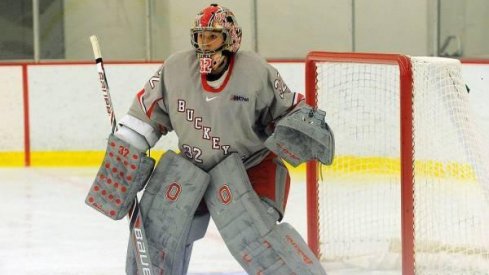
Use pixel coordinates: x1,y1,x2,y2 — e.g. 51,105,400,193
230,95,249,102
133,227,152,274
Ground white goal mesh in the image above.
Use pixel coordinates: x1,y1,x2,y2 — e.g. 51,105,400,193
306,52,489,274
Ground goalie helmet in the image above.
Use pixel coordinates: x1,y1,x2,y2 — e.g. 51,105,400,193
191,4,242,74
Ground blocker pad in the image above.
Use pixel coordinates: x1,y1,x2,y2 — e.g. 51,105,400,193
85,134,155,220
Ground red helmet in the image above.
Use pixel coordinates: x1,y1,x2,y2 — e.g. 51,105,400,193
190,4,242,58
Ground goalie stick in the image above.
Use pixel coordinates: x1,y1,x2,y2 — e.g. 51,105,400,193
90,35,155,275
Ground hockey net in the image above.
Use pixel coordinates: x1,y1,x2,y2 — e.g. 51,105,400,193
305,52,489,274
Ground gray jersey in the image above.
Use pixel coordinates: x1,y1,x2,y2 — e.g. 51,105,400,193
128,50,302,171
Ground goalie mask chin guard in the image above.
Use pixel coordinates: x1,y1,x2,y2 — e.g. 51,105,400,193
190,4,242,74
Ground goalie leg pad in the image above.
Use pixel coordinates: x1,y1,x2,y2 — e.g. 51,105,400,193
205,153,326,274
125,151,210,275
85,134,155,220
172,212,210,275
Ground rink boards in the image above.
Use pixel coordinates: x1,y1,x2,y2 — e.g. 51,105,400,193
0,62,488,168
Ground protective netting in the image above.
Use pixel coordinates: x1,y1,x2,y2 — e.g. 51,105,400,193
311,55,489,274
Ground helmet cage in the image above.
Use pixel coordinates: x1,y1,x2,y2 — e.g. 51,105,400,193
190,27,229,58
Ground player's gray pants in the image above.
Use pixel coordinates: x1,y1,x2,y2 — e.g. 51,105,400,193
126,151,210,275
205,153,327,275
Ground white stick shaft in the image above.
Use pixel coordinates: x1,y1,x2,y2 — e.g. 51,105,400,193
90,35,102,59
89,35,118,133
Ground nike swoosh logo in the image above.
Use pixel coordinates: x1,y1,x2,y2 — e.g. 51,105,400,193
205,96,219,102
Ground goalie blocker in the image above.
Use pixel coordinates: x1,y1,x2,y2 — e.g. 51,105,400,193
205,153,327,274
265,102,334,167
85,134,155,220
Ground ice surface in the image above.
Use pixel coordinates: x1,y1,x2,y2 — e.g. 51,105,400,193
0,168,309,275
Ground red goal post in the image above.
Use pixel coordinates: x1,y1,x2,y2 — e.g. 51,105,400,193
304,51,489,275
305,51,415,274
